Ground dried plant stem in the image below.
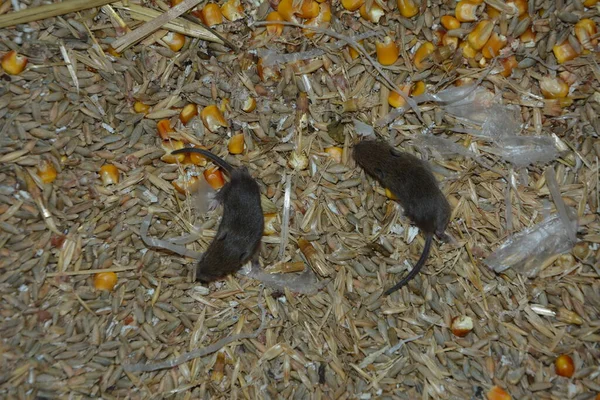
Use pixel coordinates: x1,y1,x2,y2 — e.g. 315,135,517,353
0,0,118,28
46,266,137,277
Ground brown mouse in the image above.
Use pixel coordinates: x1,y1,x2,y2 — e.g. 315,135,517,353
171,147,264,283
352,140,451,295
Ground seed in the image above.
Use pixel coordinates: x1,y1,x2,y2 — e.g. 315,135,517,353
539,76,569,99
451,315,473,337
325,147,343,163
179,104,198,125
486,386,511,400
99,164,120,185
200,3,224,27
221,0,245,21
157,119,174,140
266,11,285,36
555,354,575,378
441,15,461,30
133,101,150,114
552,41,578,64
201,105,228,132
162,32,186,52
397,0,418,18
172,175,200,195
341,0,364,12
94,272,118,291
468,20,494,50
376,36,400,66
414,41,435,69
456,0,479,22
204,167,225,190
160,140,186,164
37,160,58,184
228,134,245,154
1,50,28,75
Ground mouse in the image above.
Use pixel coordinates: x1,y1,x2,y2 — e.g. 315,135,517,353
170,147,264,283
352,140,452,295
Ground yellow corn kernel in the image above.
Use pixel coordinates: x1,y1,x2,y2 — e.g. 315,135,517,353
388,84,411,108
37,159,57,184
107,46,121,57
265,11,284,36
160,140,186,164
277,0,300,21
171,0,183,6
500,55,517,77
486,4,501,19
540,76,569,99
376,36,400,66
486,386,511,400
1,50,28,75
157,119,173,140
204,167,225,190
220,98,230,113
134,101,150,114
257,58,281,82
200,3,224,27
459,40,477,58
440,15,460,30
221,0,245,21
442,32,459,49
468,20,494,50
172,175,200,195
341,0,364,12
201,105,228,132
583,0,598,6
397,0,419,18
163,31,186,52
304,2,332,37
299,0,320,18
99,164,120,185
94,272,118,291
481,32,507,58
211,352,226,382
228,133,245,154
348,40,363,59
411,81,426,96
455,0,479,22
385,188,398,200
179,103,198,125
263,213,278,235
359,2,385,23
575,19,598,51
520,27,535,43
325,147,343,163
185,145,208,166
552,41,578,64
413,41,435,69
509,0,527,16
242,96,256,112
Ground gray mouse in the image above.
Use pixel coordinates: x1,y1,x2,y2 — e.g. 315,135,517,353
352,140,452,295
171,147,264,283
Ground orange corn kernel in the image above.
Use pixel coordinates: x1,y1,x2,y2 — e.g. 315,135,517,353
172,175,200,195
397,0,419,18
349,44,361,59
341,0,364,12
575,19,598,51
157,119,174,140
376,36,400,66
303,2,331,37
277,0,300,21
540,76,569,99
520,27,535,43
201,105,228,132
583,0,598,6
468,20,494,50
385,188,398,200
94,272,118,291
188,146,208,166
414,41,435,69
555,354,575,378
163,32,186,52
107,46,121,57
325,147,343,163
455,0,479,22
99,164,120,185
171,0,183,5
200,3,224,27
459,40,477,58
486,386,511,400
359,2,385,23
257,58,281,82
486,5,501,19
411,81,426,96
220,98,230,114
500,55,517,77
441,15,460,30
37,159,57,184
388,84,411,108
266,11,285,36
228,133,245,154
180,103,198,125
442,33,459,49
134,101,150,114
553,41,578,64
160,140,186,164
481,32,507,58
204,167,225,190
242,96,257,112
509,0,527,17
1,50,28,75
221,0,245,21
263,213,278,235
299,0,320,18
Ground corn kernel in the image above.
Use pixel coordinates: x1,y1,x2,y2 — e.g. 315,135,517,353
37,159,57,184
163,31,186,52
442,33,459,49
161,140,186,164
157,119,174,140
179,103,198,125
242,96,257,112
348,40,363,59
265,11,284,36
553,41,578,64
299,0,320,18
459,40,477,58
341,0,364,12
509,0,527,16
107,46,121,57
200,3,224,27
583,0,598,6
456,0,479,22
263,213,278,235
221,0,245,21
1,50,28,75
486,386,511,400
555,354,575,378
100,164,120,185
304,2,332,37
172,175,200,195
397,0,419,18
171,0,183,6
325,147,343,163
257,58,281,82
500,55,517,77
188,146,208,166
359,2,385,23
94,272,118,291
540,76,569,99
413,41,435,69
228,133,245,154
211,352,226,382
277,0,300,21
520,27,535,43
411,81,426,96
481,32,507,58
486,4,501,19
468,20,494,50
201,105,228,132
440,15,460,30
388,84,411,108
204,167,225,190
385,188,398,200
134,101,150,114
376,36,400,66
220,98,230,113
575,19,598,51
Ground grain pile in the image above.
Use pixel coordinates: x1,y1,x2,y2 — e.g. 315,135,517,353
1,0,599,398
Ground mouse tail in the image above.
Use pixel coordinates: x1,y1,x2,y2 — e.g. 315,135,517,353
384,233,433,296
171,148,233,174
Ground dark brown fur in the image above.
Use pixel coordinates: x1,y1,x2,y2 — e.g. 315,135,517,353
171,148,264,282
353,140,451,295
